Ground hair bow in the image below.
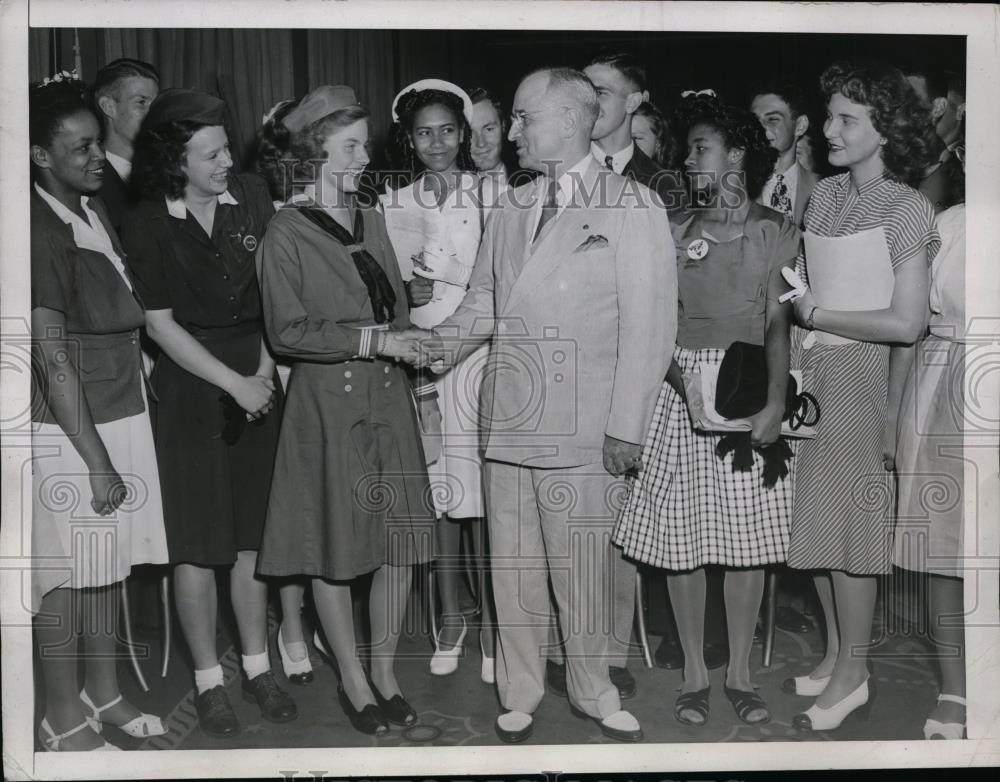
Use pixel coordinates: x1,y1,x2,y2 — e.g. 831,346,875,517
261,97,295,126
39,69,80,87
681,88,717,99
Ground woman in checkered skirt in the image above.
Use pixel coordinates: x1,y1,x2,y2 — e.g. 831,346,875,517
613,94,800,727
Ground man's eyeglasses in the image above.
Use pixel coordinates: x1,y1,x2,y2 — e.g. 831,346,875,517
509,107,559,130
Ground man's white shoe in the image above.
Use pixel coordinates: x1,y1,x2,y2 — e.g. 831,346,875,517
495,710,533,743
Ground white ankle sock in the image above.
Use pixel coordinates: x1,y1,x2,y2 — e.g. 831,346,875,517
242,651,270,680
194,665,224,694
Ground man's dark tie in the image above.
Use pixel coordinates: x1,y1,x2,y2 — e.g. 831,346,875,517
532,178,559,243
604,154,614,172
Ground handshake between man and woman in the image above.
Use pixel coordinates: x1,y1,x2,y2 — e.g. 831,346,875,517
378,327,457,372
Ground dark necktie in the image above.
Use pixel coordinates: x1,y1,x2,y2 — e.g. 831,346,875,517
604,154,614,172
770,172,793,217
533,179,559,243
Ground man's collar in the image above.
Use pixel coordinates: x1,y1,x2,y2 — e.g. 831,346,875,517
104,150,131,182
589,140,635,174
777,159,800,179
165,188,239,219
548,153,595,206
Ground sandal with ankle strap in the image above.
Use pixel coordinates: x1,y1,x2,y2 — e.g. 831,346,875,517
39,718,120,751
923,693,966,739
723,685,771,725
80,689,167,738
674,686,710,726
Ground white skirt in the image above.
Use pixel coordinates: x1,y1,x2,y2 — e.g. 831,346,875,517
427,342,488,518
30,384,168,612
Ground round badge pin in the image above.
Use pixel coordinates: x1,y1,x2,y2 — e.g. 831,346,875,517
686,238,709,260
243,234,258,252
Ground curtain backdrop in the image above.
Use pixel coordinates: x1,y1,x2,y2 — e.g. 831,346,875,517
306,29,397,164
28,27,467,169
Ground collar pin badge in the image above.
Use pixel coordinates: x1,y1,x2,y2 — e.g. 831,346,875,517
687,238,709,260
243,234,258,252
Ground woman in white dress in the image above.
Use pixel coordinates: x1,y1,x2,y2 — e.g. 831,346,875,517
892,116,967,739
29,75,168,750
382,79,492,679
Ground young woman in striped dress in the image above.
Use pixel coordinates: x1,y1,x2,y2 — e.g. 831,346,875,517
784,62,939,731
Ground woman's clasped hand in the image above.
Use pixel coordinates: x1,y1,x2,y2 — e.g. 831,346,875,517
230,373,276,417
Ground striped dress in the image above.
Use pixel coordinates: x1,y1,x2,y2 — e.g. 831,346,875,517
787,173,939,575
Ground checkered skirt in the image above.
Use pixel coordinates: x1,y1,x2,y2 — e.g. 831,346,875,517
612,347,791,570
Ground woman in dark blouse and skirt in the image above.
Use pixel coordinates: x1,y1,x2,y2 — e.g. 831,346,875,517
255,85,434,736
123,89,296,737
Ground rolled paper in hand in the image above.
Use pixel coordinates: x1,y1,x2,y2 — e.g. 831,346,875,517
778,265,807,303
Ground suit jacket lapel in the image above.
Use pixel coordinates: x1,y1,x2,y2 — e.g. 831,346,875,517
502,160,599,314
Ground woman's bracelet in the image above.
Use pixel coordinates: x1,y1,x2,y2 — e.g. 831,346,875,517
377,331,388,355
806,306,818,331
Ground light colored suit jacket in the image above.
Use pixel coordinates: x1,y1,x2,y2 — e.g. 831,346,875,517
438,156,677,468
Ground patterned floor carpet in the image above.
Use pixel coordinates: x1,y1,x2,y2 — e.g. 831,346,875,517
74,573,949,750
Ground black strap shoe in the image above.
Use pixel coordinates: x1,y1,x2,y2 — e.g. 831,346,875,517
337,685,389,735
609,666,637,700
241,671,298,723
369,679,417,726
196,685,240,737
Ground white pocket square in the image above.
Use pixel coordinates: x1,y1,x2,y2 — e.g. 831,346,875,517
574,234,609,252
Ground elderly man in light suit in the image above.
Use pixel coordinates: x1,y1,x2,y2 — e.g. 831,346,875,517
413,67,676,743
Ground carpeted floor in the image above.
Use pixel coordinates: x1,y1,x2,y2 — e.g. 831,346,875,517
55,568,948,750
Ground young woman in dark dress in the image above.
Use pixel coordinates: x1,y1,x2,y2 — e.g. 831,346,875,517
123,89,296,738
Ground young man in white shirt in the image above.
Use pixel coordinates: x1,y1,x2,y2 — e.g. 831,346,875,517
92,58,160,231
750,82,819,229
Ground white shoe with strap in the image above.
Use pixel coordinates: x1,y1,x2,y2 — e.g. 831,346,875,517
923,693,966,739
80,689,167,738
39,718,120,751
430,616,467,676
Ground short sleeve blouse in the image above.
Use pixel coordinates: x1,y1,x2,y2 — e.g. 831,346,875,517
802,173,940,271
122,174,275,332
674,203,801,349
